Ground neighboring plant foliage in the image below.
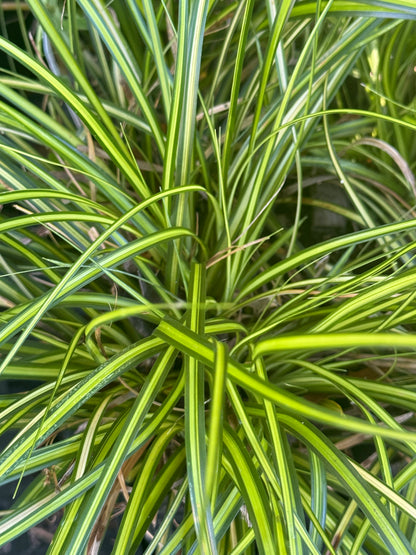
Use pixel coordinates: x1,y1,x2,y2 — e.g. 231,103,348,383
1,1,416,553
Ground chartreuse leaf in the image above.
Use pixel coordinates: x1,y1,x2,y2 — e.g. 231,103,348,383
155,317,416,443
205,340,227,513
291,0,416,19
185,262,216,553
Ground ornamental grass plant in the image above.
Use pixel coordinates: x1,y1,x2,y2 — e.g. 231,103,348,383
1,1,416,553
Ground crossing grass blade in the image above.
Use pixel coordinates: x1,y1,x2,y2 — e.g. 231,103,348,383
184,262,217,552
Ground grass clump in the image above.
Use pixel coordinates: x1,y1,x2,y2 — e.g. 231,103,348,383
1,1,416,553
